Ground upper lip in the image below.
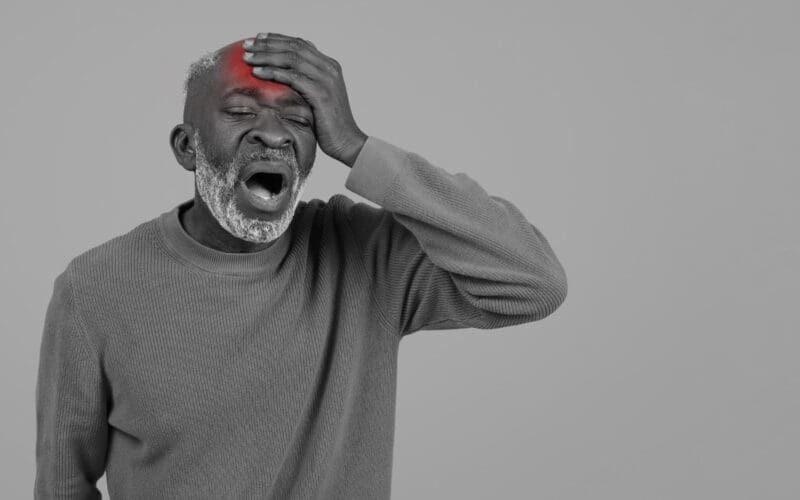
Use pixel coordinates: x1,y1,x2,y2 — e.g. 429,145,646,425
240,160,293,189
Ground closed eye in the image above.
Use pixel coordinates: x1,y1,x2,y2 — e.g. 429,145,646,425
286,116,311,127
224,108,310,127
224,107,256,117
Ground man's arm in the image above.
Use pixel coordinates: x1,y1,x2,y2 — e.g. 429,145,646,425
35,266,109,499
344,136,568,337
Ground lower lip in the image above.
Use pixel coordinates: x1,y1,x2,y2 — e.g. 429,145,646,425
239,181,291,213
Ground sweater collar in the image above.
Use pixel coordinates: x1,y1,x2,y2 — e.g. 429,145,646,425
155,198,298,276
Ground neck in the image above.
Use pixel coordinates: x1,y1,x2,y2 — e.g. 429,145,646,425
180,194,279,253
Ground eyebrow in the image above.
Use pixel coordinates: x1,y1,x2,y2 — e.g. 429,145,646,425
221,86,309,110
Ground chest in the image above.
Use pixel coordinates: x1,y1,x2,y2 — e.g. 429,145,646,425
101,263,383,445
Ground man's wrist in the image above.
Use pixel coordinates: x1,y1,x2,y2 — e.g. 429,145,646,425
338,131,368,168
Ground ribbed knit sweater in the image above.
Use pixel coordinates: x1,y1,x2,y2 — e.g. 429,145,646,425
34,135,568,499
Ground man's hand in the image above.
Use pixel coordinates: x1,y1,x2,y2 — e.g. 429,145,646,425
242,32,367,167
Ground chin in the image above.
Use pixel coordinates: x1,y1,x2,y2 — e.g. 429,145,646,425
221,185,304,243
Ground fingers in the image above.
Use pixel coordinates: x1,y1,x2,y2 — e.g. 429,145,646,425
258,32,317,51
243,33,339,77
245,35,317,94
250,66,310,89
244,48,328,79
273,33,316,49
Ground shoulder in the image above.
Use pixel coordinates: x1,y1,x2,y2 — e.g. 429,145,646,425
326,193,388,228
297,193,386,232
47,217,157,344
65,217,157,290
291,194,395,262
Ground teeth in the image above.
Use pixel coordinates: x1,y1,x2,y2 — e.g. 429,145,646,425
250,184,275,200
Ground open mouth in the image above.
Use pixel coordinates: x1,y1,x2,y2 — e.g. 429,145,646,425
244,171,286,199
239,160,293,212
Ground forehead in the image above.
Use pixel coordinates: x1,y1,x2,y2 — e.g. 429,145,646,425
214,40,310,110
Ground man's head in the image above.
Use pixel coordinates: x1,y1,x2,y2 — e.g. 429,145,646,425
170,39,317,244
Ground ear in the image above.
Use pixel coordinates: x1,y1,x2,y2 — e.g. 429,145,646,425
170,123,197,172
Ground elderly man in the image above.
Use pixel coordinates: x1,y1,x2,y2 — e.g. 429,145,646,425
35,32,567,499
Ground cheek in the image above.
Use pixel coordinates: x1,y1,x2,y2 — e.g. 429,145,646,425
198,131,235,167
223,40,293,95
300,142,317,174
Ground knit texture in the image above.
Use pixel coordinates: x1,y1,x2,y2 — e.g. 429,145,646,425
34,136,568,499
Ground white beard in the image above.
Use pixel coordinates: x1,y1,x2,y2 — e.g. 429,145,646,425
192,130,309,244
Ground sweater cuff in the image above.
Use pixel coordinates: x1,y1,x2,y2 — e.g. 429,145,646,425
344,136,409,206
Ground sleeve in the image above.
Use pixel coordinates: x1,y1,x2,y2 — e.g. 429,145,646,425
35,266,109,499
344,135,568,337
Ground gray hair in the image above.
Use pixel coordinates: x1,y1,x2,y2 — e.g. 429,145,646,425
183,48,223,98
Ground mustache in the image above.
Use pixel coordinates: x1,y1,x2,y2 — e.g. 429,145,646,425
238,148,296,165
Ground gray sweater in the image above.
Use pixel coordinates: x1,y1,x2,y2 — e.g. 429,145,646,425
35,136,568,499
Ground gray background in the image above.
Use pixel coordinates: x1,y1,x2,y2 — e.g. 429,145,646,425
2,0,797,498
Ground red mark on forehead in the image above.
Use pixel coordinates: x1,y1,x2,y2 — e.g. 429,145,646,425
221,39,295,98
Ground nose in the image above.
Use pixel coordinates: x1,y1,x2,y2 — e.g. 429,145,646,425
245,112,293,150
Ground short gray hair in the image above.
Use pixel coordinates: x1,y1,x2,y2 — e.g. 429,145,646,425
183,48,223,98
